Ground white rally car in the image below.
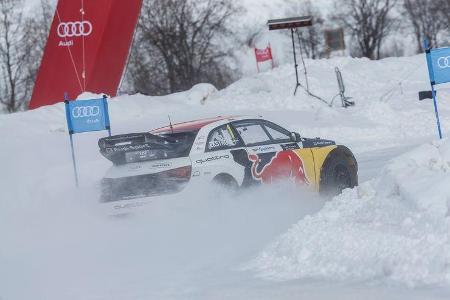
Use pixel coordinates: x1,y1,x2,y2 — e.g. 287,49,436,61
99,116,357,204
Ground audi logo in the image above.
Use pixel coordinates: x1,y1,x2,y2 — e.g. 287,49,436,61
72,106,100,118
57,21,93,38
437,56,450,69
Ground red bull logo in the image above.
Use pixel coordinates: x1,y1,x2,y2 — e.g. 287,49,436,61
249,150,310,185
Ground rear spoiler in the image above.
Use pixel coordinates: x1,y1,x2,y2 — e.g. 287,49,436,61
98,132,172,165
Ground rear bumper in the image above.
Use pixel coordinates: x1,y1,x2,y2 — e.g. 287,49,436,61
101,170,191,202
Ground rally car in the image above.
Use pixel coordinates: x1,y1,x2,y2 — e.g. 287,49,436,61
99,116,358,202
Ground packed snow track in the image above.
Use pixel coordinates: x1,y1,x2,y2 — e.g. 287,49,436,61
1,55,450,299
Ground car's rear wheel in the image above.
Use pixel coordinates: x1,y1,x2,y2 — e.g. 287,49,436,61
320,147,358,197
212,174,239,192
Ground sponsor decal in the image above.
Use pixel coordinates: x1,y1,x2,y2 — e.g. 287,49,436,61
59,40,73,47
438,56,450,69
57,21,93,38
281,143,300,150
252,145,276,152
71,105,100,118
208,138,238,149
106,143,151,153
249,150,309,184
151,162,171,168
196,155,230,164
57,21,93,48
311,140,334,146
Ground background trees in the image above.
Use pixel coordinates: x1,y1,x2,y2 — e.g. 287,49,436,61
124,0,238,96
403,0,448,52
287,0,325,59
332,0,397,59
0,0,26,112
0,0,50,112
1,0,450,113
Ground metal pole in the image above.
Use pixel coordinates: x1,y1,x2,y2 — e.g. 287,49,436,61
64,93,79,188
431,84,443,139
424,39,443,139
102,95,112,137
291,28,300,95
69,133,79,187
296,30,309,92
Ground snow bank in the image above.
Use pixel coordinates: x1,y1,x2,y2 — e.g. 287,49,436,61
2,53,450,298
246,140,450,287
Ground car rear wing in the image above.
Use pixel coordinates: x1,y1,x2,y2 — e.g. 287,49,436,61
98,133,171,165
98,132,195,165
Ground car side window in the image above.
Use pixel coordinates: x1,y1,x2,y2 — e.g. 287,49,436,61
207,124,242,151
233,121,272,146
263,123,291,143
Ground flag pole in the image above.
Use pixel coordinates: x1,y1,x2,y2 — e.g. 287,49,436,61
430,83,443,139
68,132,80,187
64,93,80,187
424,39,443,139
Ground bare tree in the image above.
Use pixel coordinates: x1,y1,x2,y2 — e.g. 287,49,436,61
22,0,53,89
0,0,27,112
0,0,52,112
288,0,325,59
332,0,397,59
404,0,447,52
125,0,238,95
437,0,450,42
440,0,450,28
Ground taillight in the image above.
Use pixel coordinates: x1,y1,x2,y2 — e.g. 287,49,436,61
165,166,192,179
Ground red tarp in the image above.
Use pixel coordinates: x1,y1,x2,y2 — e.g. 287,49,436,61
255,44,274,72
29,0,142,109
255,46,273,63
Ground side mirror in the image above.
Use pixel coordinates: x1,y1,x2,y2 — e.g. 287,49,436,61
290,132,301,142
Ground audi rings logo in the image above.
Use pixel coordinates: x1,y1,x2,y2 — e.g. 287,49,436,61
72,106,100,118
437,56,450,69
57,21,93,38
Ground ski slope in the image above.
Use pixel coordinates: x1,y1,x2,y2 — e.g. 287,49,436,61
1,55,450,299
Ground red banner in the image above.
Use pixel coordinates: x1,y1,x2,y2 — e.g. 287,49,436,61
255,44,274,72
29,0,142,109
255,46,273,63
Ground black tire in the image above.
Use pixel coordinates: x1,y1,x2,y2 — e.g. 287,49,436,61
319,146,358,197
212,174,239,192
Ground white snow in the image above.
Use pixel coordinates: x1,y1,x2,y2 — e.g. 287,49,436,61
245,140,450,287
1,54,450,299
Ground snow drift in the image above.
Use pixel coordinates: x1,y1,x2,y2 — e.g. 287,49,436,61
2,54,450,299
246,139,450,287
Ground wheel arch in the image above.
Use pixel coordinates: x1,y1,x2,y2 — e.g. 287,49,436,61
319,145,358,193
212,172,239,185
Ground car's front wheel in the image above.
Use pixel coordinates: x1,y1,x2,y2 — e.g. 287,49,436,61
320,147,358,197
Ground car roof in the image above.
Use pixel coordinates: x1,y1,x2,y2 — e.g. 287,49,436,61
151,116,246,134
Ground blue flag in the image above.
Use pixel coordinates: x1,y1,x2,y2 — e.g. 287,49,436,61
65,98,111,134
427,47,450,85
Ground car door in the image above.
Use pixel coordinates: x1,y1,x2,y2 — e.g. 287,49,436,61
232,119,315,186
190,123,246,185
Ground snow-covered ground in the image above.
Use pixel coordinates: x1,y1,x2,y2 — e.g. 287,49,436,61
1,54,450,299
